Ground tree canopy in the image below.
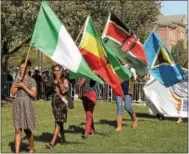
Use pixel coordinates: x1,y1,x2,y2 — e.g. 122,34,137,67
171,40,188,67
1,0,160,73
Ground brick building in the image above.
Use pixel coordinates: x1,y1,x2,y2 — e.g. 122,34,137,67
156,14,187,51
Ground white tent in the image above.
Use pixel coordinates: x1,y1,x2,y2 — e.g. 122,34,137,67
143,68,188,118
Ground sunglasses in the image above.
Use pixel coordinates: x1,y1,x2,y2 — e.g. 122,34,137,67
53,69,60,72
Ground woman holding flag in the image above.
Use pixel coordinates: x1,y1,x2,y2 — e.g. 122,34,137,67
10,59,37,153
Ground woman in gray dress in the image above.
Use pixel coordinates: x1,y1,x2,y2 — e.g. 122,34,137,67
10,59,37,153
45,64,69,149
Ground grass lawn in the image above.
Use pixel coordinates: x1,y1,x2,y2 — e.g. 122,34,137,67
1,100,188,153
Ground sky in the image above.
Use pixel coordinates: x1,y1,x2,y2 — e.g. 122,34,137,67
160,1,188,16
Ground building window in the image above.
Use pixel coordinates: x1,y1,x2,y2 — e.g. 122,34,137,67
180,32,184,39
170,44,173,50
168,30,172,40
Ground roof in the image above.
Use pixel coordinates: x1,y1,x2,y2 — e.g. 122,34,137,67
157,14,187,27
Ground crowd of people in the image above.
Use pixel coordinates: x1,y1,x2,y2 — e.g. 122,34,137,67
10,59,140,153
30,69,53,100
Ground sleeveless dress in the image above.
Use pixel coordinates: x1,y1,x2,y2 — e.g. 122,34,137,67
82,79,97,104
12,75,37,129
51,79,68,122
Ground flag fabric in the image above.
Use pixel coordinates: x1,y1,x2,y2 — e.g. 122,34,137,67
79,16,124,97
121,33,138,52
102,12,148,77
143,30,185,87
104,44,132,81
143,68,188,118
30,1,103,84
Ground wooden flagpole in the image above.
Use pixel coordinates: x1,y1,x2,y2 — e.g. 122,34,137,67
20,47,31,82
75,19,86,44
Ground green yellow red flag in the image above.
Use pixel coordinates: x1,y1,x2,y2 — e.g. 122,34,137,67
79,16,124,97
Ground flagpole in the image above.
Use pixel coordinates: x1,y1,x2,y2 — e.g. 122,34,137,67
75,22,86,44
20,47,31,82
75,26,83,82
120,0,126,21
24,47,31,68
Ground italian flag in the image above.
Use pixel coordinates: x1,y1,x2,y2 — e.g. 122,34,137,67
102,13,148,77
79,16,124,97
30,1,103,84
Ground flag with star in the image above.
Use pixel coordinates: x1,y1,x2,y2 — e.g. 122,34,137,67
143,30,185,87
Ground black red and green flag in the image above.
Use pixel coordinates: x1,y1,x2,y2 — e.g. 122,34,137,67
102,12,149,77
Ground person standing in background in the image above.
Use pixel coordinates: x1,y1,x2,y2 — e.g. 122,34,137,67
42,71,53,100
32,70,42,100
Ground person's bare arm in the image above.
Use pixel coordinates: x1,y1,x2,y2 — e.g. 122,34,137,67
16,81,37,98
10,81,19,96
59,79,69,94
78,78,86,88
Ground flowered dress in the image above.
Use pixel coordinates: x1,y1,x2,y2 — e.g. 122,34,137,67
13,75,37,129
51,79,68,122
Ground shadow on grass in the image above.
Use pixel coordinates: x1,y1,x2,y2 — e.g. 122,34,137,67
135,112,188,122
77,123,111,137
8,142,29,153
34,132,83,145
34,132,53,143
98,119,127,127
65,125,84,134
135,112,156,119
130,112,162,123
99,119,116,127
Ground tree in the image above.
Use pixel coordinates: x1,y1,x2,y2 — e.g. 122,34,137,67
171,40,188,67
1,1,40,72
111,0,160,43
1,0,160,73
8,47,54,74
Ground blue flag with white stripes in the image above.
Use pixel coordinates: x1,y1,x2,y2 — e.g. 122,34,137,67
143,30,185,87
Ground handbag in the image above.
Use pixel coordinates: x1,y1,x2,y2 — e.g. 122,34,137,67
68,95,74,109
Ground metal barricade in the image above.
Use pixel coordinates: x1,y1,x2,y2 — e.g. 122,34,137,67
1,81,13,97
3,80,147,103
70,80,147,103
132,80,147,103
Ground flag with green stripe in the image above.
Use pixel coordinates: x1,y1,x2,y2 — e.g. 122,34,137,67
30,1,103,84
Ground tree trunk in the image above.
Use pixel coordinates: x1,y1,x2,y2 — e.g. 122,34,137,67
1,54,10,72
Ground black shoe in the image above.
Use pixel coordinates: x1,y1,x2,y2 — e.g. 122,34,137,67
81,134,88,139
60,138,67,144
45,143,54,149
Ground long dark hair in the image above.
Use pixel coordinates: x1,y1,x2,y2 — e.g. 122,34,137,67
51,64,63,79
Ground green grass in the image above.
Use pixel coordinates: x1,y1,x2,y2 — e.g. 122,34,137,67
1,101,188,153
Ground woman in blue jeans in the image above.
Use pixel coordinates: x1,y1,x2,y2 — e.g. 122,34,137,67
115,79,137,131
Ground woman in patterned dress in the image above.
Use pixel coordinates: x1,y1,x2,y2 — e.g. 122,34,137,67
10,59,37,153
45,64,69,149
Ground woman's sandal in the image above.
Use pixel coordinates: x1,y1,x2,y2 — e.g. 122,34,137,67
81,134,88,139
60,138,67,145
45,143,54,149
176,119,182,124
29,148,35,153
